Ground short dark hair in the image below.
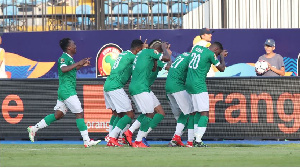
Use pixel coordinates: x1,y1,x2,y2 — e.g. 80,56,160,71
59,38,71,52
131,39,143,49
212,41,223,50
149,39,162,49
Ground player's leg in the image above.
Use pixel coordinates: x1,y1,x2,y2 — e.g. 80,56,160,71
65,95,101,148
107,88,133,147
186,112,195,147
132,92,154,148
123,95,144,146
192,92,209,147
170,91,193,147
124,114,145,146
27,100,67,142
145,92,164,135
104,91,117,142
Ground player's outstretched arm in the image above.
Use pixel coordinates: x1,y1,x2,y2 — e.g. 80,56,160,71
61,58,90,72
216,50,227,72
161,43,172,62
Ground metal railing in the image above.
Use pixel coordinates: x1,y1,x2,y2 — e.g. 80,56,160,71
0,0,299,32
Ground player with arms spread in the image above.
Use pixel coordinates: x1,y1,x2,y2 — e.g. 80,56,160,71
27,38,100,148
104,39,145,147
186,42,228,147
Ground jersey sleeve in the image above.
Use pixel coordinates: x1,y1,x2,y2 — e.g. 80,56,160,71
149,49,163,60
157,60,167,69
58,56,68,68
209,52,220,66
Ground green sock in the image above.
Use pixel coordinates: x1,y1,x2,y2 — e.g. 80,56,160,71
112,116,120,129
140,116,152,132
137,114,145,123
198,115,209,127
177,113,189,125
194,112,201,125
116,115,132,130
109,115,117,126
44,114,56,126
76,118,87,131
149,113,164,129
187,115,194,129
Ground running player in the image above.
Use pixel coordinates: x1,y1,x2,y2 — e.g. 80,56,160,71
104,39,145,147
126,39,171,148
186,42,228,147
166,51,194,147
27,38,100,148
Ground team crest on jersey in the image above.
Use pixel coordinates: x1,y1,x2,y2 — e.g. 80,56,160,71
60,58,65,63
96,43,123,78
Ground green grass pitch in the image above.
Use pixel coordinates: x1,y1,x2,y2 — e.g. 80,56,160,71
1,144,300,167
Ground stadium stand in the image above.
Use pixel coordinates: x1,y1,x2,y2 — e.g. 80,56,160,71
1,0,300,32
132,3,149,28
112,3,129,27
76,4,92,30
151,3,168,28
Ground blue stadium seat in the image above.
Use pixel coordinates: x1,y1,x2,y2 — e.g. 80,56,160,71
152,3,168,25
1,0,14,5
1,6,18,28
113,4,129,25
171,2,187,13
188,2,202,11
3,5,18,15
76,5,92,26
131,0,148,3
104,4,110,14
132,4,149,25
150,0,168,3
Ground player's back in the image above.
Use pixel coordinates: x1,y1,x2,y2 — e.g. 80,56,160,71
57,53,77,100
165,52,190,94
104,50,136,92
129,49,162,95
186,46,218,94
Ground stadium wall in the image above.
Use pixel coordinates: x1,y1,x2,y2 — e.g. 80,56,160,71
1,77,300,141
2,29,300,78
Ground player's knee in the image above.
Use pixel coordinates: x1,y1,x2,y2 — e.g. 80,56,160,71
145,113,155,118
127,111,134,119
55,111,64,120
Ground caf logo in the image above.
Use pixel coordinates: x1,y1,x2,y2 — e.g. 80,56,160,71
96,43,123,77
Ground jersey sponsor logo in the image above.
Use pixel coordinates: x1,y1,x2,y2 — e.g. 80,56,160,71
96,43,123,78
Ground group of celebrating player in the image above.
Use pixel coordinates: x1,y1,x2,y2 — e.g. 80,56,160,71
104,28,228,148
26,28,227,148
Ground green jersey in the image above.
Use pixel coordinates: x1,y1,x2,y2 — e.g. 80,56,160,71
165,52,190,94
129,49,163,95
186,46,220,94
149,60,166,87
104,50,136,92
57,53,77,101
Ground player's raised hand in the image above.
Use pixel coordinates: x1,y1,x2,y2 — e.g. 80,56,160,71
140,36,148,49
161,42,169,49
220,50,228,57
